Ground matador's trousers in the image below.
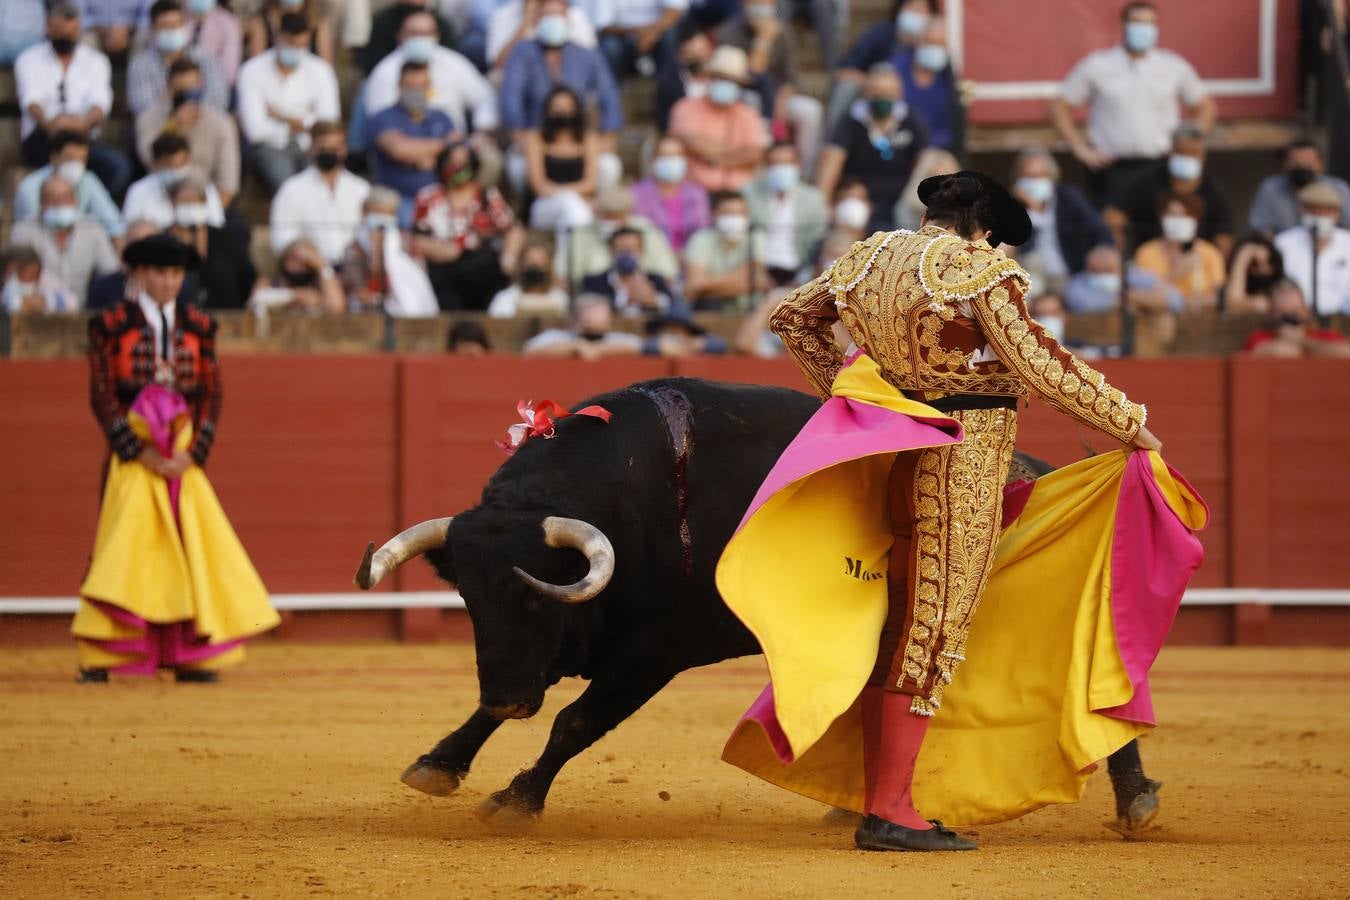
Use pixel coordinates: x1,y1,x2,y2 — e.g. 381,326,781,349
869,406,1019,716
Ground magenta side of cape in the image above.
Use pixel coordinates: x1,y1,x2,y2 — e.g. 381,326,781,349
132,384,189,514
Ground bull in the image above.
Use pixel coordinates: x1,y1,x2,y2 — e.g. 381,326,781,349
355,378,1161,834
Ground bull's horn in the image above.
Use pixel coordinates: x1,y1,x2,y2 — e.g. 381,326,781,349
354,517,453,590
513,516,615,603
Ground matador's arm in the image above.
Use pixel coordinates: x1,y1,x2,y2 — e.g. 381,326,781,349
972,275,1146,443
768,270,844,399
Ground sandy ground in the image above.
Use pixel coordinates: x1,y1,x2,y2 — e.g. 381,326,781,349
2,644,1349,899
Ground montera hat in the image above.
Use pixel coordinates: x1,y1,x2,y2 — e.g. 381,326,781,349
121,233,203,269
917,169,1034,248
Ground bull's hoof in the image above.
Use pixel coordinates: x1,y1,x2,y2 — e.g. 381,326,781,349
821,806,864,827
474,795,541,834
1106,781,1163,838
400,761,462,797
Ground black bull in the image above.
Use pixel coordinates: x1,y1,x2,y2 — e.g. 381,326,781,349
356,378,1161,833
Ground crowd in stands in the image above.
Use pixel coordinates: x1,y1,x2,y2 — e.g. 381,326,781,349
2,0,1349,360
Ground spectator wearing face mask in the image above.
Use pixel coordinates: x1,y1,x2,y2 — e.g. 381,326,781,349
684,191,769,312
368,61,459,219
481,0,603,74
892,146,958,231
1223,236,1285,316
523,87,603,233
14,130,126,242
826,0,935,134
249,238,347,313
817,178,872,271
236,13,341,192
745,141,828,288
1008,146,1112,293
1131,193,1225,312
669,46,769,192
642,303,727,357
127,1,230,118
1249,138,1350,237
1064,244,1179,319
523,294,643,358
655,28,711,134
1273,181,1350,318
123,134,227,231
1,245,78,314
488,239,572,317
182,0,243,86
270,122,372,267
341,187,440,317
358,0,458,74
1052,1,1215,205
579,227,676,317
247,0,336,64
9,175,120,307
887,15,964,154
1107,124,1233,256
165,175,255,310
631,135,711,254
816,63,929,231
556,184,680,285
1243,279,1350,358
135,58,241,210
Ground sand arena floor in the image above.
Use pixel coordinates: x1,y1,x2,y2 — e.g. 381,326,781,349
2,643,1349,898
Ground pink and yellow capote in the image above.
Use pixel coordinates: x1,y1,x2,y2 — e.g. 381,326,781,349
718,353,1208,826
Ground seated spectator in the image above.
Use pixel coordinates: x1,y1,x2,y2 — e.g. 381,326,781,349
16,3,131,199
668,46,769,192
128,1,229,117
413,142,525,309
249,238,347,313
1131,193,1226,312
484,0,603,73
87,220,182,310
816,63,929,231
8,175,120,308
893,146,958,231
556,185,680,284
341,187,441,317
124,134,228,230
642,304,727,357
448,319,492,354
745,141,829,288
598,0,685,77
631,134,711,254
236,12,341,192
487,239,571,317
888,15,963,154
368,61,459,217
1064,244,1176,317
817,178,873,271
270,122,372,267
1223,235,1285,315
1008,146,1113,293
1251,138,1350,235
185,0,244,86
827,0,934,131
0,0,48,66
522,293,642,357
81,0,147,59
166,176,255,310
579,227,676,317
359,0,457,74
1274,181,1350,318
14,130,126,242
717,0,825,173
135,58,242,209
525,87,602,233
655,27,712,134
684,191,769,312
2,245,78,314
1243,279,1350,357
1107,124,1233,255
246,0,335,63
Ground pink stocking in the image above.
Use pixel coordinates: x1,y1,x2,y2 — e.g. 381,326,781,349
864,688,933,830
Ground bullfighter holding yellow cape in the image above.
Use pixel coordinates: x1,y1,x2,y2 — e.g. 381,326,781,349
717,172,1208,851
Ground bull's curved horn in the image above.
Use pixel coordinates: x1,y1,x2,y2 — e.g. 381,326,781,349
513,516,615,603
354,517,453,590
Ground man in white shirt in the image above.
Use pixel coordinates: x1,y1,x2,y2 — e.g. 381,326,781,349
1050,1,1216,203
1274,181,1350,319
365,11,498,131
15,2,132,199
235,12,342,192
744,141,827,287
123,133,227,230
270,122,372,267
8,175,121,307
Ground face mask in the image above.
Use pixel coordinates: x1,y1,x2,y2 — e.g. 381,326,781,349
43,205,79,230
709,79,741,107
651,155,686,184
520,265,550,289
50,37,77,55
1246,270,1279,295
156,26,189,54
1087,272,1121,296
1038,314,1067,344
835,197,871,230
1168,153,1203,182
277,45,304,68
1016,176,1054,206
914,44,948,72
159,165,191,187
314,149,343,171
281,0,305,8
445,163,475,185
1161,214,1197,244
613,252,640,275
172,88,204,108
363,213,398,231
175,203,210,227
57,160,86,183
401,88,428,112
766,163,799,193
187,0,216,13
6,276,41,297
716,213,749,238
543,113,579,134
1304,214,1338,238
402,35,437,63
868,97,895,121
1287,167,1318,189
282,267,318,288
536,14,568,47
1124,21,1158,53
896,10,929,37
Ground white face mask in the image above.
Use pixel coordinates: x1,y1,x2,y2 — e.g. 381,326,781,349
1161,214,1198,244
1168,153,1203,182
1304,213,1338,238
175,203,211,227
715,213,749,239
834,197,871,231
57,160,86,183
1016,176,1054,206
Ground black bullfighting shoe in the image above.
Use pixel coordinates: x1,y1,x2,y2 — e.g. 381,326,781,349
854,815,977,852
175,669,220,683
76,668,109,684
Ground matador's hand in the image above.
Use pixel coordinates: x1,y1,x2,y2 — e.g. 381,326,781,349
1132,425,1162,454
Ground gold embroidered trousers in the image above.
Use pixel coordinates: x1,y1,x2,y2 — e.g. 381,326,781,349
869,407,1019,715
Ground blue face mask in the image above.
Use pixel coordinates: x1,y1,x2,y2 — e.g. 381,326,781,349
43,205,80,230
1016,176,1055,205
914,44,948,72
651,155,686,184
614,252,641,275
709,79,741,107
402,36,437,63
896,10,929,37
1168,153,1203,182
277,45,304,68
1088,272,1122,296
765,163,799,193
535,14,568,47
187,0,216,13
155,26,189,54
1124,21,1158,53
